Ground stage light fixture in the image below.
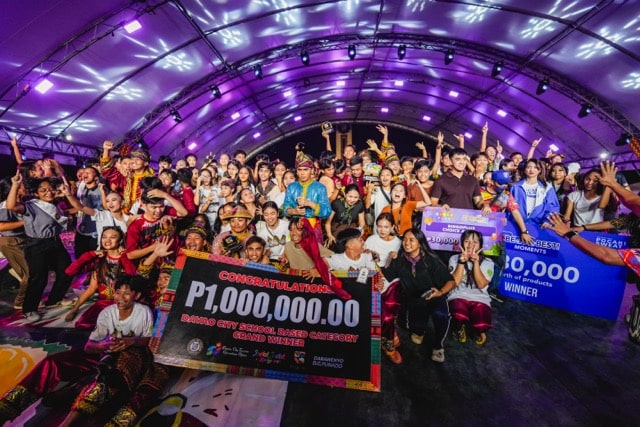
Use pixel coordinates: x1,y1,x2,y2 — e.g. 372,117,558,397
254,64,263,79
444,49,455,65
301,50,310,66
170,108,182,123
35,78,53,94
492,60,504,77
536,77,550,95
124,20,142,34
615,133,632,146
397,44,406,60
210,85,222,99
348,44,356,60
578,103,592,118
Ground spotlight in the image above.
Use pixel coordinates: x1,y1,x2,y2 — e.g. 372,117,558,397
397,44,406,60
301,50,310,66
254,64,263,79
35,78,53,94
536,77,549,95
348,44,356,60
616,133,632,146
170,108,182,123
124,20,142,34
210,85,222,99
492,60,504,77
578,103,592,118
444,48,455,65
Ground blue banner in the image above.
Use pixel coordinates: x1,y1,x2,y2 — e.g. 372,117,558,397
499,222,629,320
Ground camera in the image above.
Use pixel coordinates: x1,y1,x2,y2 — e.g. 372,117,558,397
321,121,333,133
421,289,435,299
222,234,243,254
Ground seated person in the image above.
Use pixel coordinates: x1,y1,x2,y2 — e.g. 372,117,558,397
447,230,494,345
327,227,378,272
281,217,350,300
243,236,271,264
0,277,166,426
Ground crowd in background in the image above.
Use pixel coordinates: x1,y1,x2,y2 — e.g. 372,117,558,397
0,122,637,424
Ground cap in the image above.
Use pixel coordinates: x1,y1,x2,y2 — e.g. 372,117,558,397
492,170,512,185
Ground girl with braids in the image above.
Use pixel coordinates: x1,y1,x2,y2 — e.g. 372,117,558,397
447,230,494,345
380,182,429,235
325,184,365,247
382,228,455,364
63,226,137,328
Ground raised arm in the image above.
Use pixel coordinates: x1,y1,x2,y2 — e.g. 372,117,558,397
431,131,444,177
480,122,488,153
6,171,25,214
10,137,23,165
526,137,542,160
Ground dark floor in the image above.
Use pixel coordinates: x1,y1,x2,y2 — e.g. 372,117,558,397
1,268,639,427
280,284,640,427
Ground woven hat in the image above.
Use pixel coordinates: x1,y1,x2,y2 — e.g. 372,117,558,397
295,151,314,168
181,221,208,239
220,204,252,220
130,147,150,162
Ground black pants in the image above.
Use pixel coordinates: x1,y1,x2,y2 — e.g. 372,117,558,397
74,233,97,259
405,296,451,350
23,237,72,313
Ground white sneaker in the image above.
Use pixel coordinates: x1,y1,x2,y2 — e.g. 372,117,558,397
431,348,445,363
24,312,42,322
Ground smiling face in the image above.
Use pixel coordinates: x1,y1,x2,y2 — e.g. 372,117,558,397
239,188,255,204
114,284,138,312
344,188,360,206
35,181,56,202
238,167,251,183
100,228,122,250
283,171,296,187
583,171,599,192
263,206,279,227
229,217,249,234
227,163,239,179
379,168,393,187
245,241,265,262
185,232,205,251
462,233,481,257
258,166,272,182
390,184,406,203
105,192,123,213
289,224,303,244
402,231,421,257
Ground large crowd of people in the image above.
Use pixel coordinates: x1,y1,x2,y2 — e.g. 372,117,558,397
0,123,637,425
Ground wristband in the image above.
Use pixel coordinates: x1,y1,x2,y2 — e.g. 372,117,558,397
520,230,529,235
564,231,579,240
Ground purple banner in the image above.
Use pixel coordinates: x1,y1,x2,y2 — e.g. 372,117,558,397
420,207,506,255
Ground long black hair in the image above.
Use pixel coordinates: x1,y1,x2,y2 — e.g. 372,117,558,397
399,228,444,266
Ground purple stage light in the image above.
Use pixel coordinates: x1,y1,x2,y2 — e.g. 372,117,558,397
381,107,389,113
336,81,346,87
284,90,292,98
394,80,404,87
449,90,459,98
188,142,197,151
294,115,302,122
124,20,142,34
336,107,344,113
34,79,53,94
497,109,507,117
464,132,472,139
253,132,261,139
422,115,431,122
549,144,559,152
231,112,240,120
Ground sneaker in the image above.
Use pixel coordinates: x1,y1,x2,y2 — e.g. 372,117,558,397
455,325,467,343
384,349,402,364
411,333,424,345
475,332,487,345
431,348,445,363
24,312,42,322
61,298,78,307
489,291,504,303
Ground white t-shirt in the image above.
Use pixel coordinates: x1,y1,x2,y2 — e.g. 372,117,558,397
255,219,290,259
364,234,401,268
369,187,392,233
447,254,494,307
567,191,603,226
91,210,130,248
327,252,377,271
522,182,538,216
89,302,154,341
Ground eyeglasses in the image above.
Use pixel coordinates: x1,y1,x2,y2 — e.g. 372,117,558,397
37,187,55,194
